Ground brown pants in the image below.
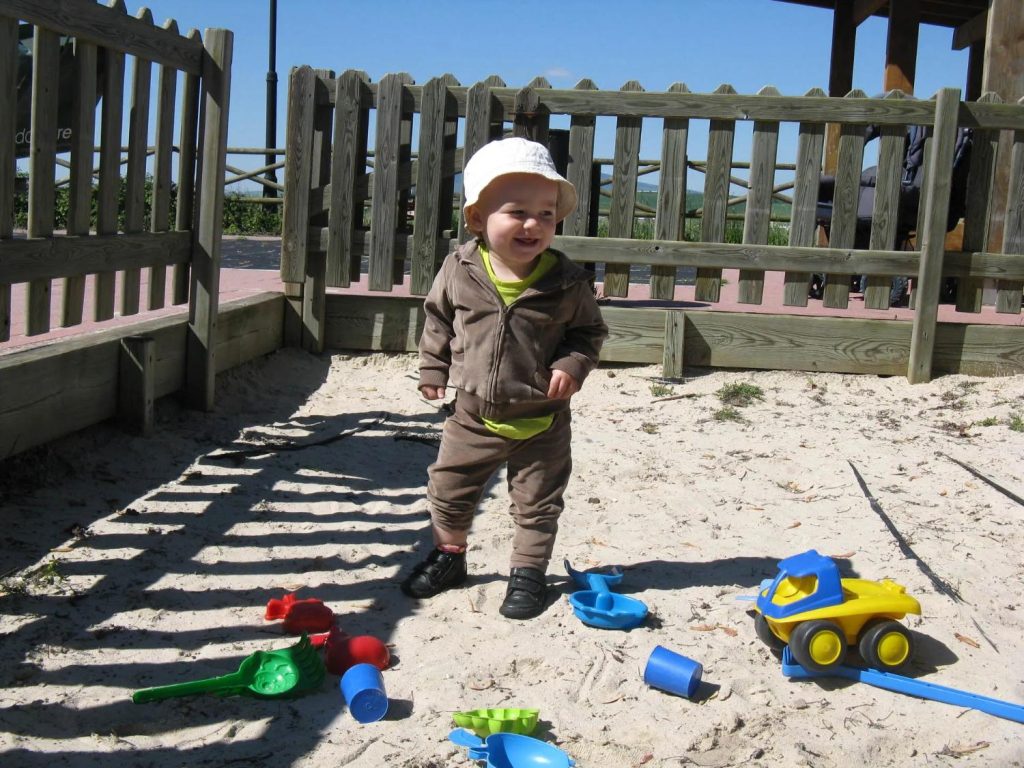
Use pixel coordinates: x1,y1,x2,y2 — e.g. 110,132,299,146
427,399,573,572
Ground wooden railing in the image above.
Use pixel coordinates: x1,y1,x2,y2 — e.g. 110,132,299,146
282,70,1024,382
1,0,232,408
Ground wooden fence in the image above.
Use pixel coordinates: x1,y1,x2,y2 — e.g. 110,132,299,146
1,0,236,457
282,69,1024,381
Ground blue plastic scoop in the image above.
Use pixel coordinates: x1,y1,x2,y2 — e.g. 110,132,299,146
781,646,1024,724
449,728,575,767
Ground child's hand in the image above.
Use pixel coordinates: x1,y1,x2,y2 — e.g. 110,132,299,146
420,385,446,400
547,370,579,400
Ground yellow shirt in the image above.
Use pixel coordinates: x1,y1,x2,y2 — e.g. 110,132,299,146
479,244,557,440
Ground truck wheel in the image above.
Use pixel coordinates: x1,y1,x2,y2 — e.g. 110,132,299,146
790,619,846,673
859,620,914,671
754,613,785,651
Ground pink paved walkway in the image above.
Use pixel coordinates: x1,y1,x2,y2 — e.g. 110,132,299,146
4,236,1021,355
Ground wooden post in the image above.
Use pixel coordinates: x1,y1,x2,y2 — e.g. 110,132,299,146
64,37,97,326
327,69,371,288
411,74,459,295
956,92,1001,313
981,0,1024,254
118,335,155,436
562,79,598,243
368,72,412,292
863,92,908,310
908,88,960,384
995,122,1024,314
738,86,780,305
883,0,919,94
604,80,644,298
460,75,506,243
281,65,316,285
280,65,315,346
662,310,685,379
694,84,736,303
173,28,201,307
513,77,551,145
301,67,334,353
782,88,826,307
185,27,232,410
122,7,154,318
149,18,179,311
0,17,13,342
825,0,857,175
822,90,868,310
652,83,689,301
95,0,127,322
26,25,60,336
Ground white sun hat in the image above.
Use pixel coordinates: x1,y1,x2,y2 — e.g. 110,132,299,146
462,137,578,223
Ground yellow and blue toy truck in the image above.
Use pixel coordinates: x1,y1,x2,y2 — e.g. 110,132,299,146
754,550,921,673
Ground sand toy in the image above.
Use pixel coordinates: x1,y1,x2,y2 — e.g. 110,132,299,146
265,592,335,634
310,627,390,675
781,646,1024,724
564,559,647,630
449,728,575,767
452,707,540,737
753,549,921,672
133,635,325,702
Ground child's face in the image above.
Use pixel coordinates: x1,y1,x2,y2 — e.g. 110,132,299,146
466,173,558,277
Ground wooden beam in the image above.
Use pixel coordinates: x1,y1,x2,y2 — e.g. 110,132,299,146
952,8,988,51
853,0,887,26
884,0,920,94
965,41,984,101
118,335,155,436
826,0,857,174
319,294,1024,379
0,0,204,74
982,0,1024,253
185,28,232,411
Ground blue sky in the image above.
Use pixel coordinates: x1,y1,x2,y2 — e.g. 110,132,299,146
29,0,966,192
135,0,970,154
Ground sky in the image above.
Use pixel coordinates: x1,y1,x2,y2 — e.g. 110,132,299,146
132,0,971,153
21,0,975,189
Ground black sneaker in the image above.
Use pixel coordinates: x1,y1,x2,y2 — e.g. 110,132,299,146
498,567,548,620
400,548,467,599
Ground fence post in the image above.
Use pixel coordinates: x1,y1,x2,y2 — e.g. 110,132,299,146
368,72,413,292
460,75,506,243
411,73,459,295
909,88,961,384
694,83,738,303
663,310,686,379
26,26,60,336
119,335,155,436
782,87,826,307
604,80,645,298
185,27,232,410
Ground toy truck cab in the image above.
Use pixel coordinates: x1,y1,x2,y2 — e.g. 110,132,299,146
754,550,921,673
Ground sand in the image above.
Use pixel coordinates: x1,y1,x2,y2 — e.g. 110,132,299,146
2,349,1023,767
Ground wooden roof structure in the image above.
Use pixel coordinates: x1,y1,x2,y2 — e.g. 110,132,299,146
771,0,1020,102
773,1,1021,248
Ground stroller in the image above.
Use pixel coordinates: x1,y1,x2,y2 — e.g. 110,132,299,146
813,124,972,306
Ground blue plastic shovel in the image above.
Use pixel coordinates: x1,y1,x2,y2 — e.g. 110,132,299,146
449,728,575,768
781,646,1024,724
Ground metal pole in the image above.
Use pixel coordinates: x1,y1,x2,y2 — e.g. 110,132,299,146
264,0,278,200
